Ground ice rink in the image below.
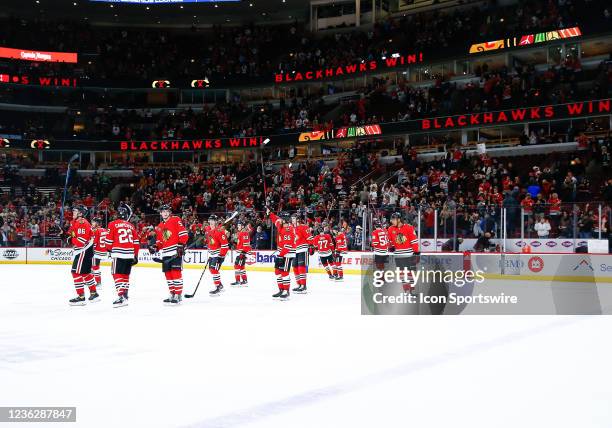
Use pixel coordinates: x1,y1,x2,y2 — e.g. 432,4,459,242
1,264,611,428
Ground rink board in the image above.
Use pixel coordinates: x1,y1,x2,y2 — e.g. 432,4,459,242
1,248,612,282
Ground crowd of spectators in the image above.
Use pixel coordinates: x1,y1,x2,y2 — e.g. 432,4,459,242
1,58,609,142
1,132,610,250
1,0,610,85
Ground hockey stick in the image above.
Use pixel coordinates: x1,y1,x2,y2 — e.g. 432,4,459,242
224,210,239,225
60,154,80,226
260,138,270,203
184,257,209,299
184,212,237,299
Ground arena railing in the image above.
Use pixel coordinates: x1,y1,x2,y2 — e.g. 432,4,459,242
1,202,609,254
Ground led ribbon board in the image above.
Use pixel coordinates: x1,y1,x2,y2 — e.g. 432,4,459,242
469,27,582,54
0,47,77,63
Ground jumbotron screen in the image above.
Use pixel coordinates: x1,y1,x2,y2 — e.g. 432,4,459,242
89,0,240,3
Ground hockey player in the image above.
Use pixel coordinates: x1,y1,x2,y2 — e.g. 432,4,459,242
149,204,189,304
268,209,295,300
206,214,229,295
312,225,335,280
371,219,390,270
105,204,140,307
67,205,98,306
387,212,420,293
291,213,312,293
91,216,109,288
230,221,251,286
332,226,347,281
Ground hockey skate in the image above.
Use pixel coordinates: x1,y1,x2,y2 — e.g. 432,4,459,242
163,293,175,305
170,294,182,305
272,289,283,299
88,292,100,302
293,285,308,294
209,285,224,296
279,290,290,301
113,295,128,308
69,295,86,306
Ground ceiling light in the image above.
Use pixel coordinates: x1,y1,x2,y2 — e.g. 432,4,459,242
146,6,150,10
249,2,253,6
110,4,113,7
180,5,183,8
214,3,218,7
73,2,77,5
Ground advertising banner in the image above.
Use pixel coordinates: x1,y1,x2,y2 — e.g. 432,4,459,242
469,26,582,54
0,47,78,63
0,248,27,263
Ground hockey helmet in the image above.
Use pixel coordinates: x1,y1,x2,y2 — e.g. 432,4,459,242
117,203,133,221
72,205,88,217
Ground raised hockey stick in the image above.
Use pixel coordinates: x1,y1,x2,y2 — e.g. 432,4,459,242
260,138,270,203
60,153,80,226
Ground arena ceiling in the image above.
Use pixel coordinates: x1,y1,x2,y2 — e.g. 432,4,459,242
2,0,310,27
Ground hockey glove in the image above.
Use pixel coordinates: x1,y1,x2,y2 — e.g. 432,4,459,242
177,244,185,258
132,256,139,266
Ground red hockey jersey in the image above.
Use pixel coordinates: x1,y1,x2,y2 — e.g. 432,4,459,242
371,228,390,255
387,223,419,257
93,226,110,258
294,224,313,254
105,219,140,259
235,230,252,254
334,232,348,254
312,233,334,257
155,215,189,257
270,213,296,257
68,218,93,255
205,225,229,257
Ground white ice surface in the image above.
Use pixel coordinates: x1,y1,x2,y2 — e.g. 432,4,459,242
0,265,611,428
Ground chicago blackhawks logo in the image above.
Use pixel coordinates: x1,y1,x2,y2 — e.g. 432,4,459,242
396,233,407,244
162,229,172,240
